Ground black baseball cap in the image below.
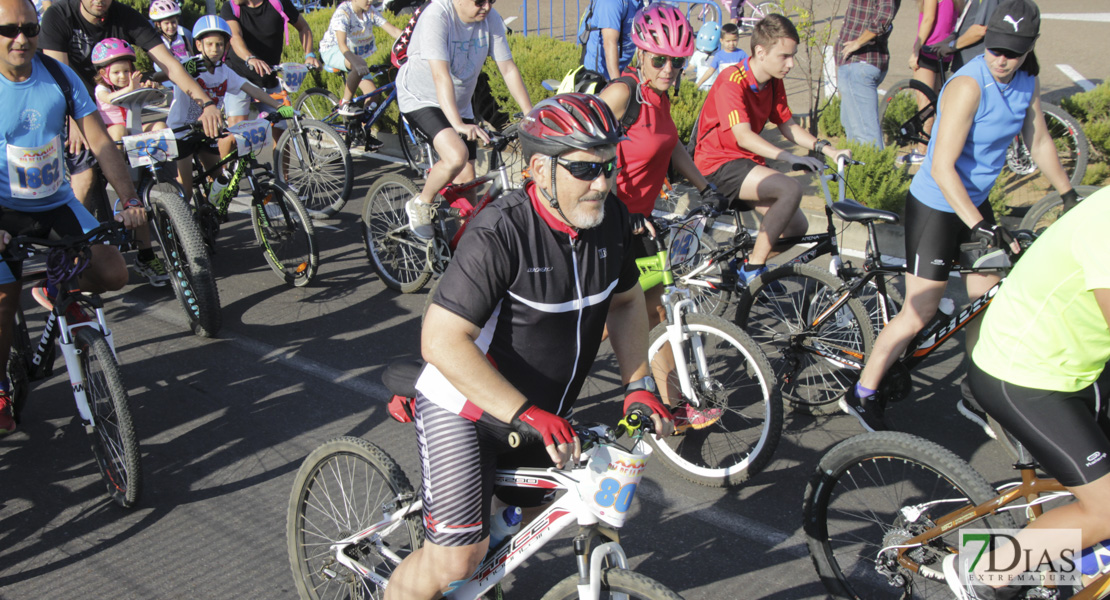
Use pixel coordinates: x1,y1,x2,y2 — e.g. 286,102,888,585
985,0,1041,55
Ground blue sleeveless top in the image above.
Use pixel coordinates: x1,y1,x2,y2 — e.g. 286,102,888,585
909,55,1034,212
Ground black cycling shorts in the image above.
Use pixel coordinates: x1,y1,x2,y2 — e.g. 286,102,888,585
64,146,97,176
402,107,478,162
0,200,99,284
414,395,553,547
903,191,995,281
968,361,1110,487
705,158,759,212
915,52,950,75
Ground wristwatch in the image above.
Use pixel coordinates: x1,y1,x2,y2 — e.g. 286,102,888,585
201,99,216,109
625,375,657,394
120,197,142,209
813,139,831,154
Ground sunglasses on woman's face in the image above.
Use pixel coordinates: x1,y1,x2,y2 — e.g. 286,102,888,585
557,157,618,181
987,47,1024,60
649,54,686,70
473,0,495,7
0,22,40,39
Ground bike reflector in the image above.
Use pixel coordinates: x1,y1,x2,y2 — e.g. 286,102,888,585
228,119,273,157
277,63,309,93
585,443,651,527
122,129,178,167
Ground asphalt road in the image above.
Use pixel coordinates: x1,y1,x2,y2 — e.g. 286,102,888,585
0,149,1027,600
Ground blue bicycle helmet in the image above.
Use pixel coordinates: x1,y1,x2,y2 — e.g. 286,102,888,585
193,15,233,41
695,21,721,53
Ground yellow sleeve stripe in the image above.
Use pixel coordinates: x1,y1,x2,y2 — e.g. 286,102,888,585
729,110,740,128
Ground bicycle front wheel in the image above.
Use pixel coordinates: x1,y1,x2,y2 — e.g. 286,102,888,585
804,431,1017,599
1018,184,1101,235
879,79,938,162
76,327,141,508
252,180,318,287
736,263,874,415
288,436,424,600
541,568,684,600
294,87,339,122
148,181,222,337
361,174,432,293
646,313,782,487
275,118,353,217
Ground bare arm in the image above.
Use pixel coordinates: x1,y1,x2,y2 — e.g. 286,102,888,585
428,58,487,142
602,27,622,80
293,16,322,68
380,20,402,39
335,29,350,55
598,79,631,121
44,49,87,153
956,23,986,50
670,142,712,191
930,76,985,228
76,112,144,229
1096,289,1110,330
1023,80,1073,196
149,44,223,138
227,19,270,77
915,0,939,51
421,303,527,423
695,66,717,89
494,59,533,114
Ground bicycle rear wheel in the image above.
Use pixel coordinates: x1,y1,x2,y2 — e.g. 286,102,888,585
294,87,339,122
1018,185,1101,235
148,181,222,337
76,326,141,508
1005,103,1088,190
252,180,318,287
361,174,432,293
879,79,938,162
646,313,782,487
288,436,423,600
804,431,1017,600
736,263,874,415
541,568,684,600
275,118,353,217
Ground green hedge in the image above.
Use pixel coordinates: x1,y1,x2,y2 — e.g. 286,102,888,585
817,94,843,139
826,141,911,215
1059,81,1110,184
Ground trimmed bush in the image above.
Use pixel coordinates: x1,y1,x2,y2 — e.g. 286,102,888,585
818,94,843,139
670,82,708,146
1082,161,1110,187
827,141,911,215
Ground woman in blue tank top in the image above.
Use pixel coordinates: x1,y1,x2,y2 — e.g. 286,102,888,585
841,0,1079,433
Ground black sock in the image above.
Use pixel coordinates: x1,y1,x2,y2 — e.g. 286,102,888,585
742,263,765,273
137,248,155,262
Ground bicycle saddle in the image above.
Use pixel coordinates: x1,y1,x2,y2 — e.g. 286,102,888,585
831,199,900,225
382,359,424,399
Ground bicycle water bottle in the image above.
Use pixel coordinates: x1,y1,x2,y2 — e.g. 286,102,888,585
1080,539,1110,586
210,174,230,204
488,506,522,549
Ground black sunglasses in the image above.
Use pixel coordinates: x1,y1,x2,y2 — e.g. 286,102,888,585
474,0,495,6
987,47,1024,60
556,157,618,181
649,54,686,70
0,22,40,38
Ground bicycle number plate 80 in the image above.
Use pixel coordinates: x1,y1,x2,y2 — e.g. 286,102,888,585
122,129,178,167
228,119,273,157
586,443,651,527
277,62,309,94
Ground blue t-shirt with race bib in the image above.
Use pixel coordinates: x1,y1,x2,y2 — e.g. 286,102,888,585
0,55,97,212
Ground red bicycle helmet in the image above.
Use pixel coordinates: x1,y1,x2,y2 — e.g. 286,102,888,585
518,93,623,160
631,5,696,58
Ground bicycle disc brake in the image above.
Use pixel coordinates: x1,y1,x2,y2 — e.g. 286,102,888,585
1006,141,1037,176
878,362,912,403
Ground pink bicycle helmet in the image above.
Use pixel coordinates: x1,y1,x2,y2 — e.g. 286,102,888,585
631,5,695,58
149,0,181,20
518,93,623,160
91,38,136,67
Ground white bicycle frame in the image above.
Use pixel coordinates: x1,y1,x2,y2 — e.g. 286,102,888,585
330,432,652,600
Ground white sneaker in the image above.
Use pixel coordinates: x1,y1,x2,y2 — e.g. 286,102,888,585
405,198,435,239
897,151,926,166
337,101,364,117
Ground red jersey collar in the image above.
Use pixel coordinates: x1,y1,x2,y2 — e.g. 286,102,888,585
526,179,579,239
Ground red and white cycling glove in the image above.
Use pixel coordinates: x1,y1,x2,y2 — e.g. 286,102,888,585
623,390,673,424
511,404,577,447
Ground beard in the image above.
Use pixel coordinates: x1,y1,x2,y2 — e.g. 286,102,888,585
568,191,606,229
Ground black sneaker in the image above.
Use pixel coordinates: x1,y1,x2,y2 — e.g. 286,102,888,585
839,386,888,431
364,135,384,153
958,379,996,439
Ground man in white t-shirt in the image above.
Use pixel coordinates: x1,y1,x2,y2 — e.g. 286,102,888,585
399,0,531,240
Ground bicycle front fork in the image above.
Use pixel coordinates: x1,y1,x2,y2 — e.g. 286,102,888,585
660,288,710,404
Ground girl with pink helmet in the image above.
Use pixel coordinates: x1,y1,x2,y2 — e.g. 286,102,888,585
597,4,731,429
92,38,167,141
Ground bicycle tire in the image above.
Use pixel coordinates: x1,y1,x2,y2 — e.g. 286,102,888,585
754,1,785,17
541,568,685,600
735,263,874,415
1018,186,1101,236
252,180,319,287
1006,103,1088,189
398,114,438,178
76,326,141,508
803,431,1018,600
293,87,339,122
670,222,736,318
274,118,353,217
7,346,29,423
646,313,782,487
879,78,938,161
361,173,432,293
287,436,423,600
147,181,223,338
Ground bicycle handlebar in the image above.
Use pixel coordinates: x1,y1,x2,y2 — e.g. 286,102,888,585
1,221,131,262
506,409,653,450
